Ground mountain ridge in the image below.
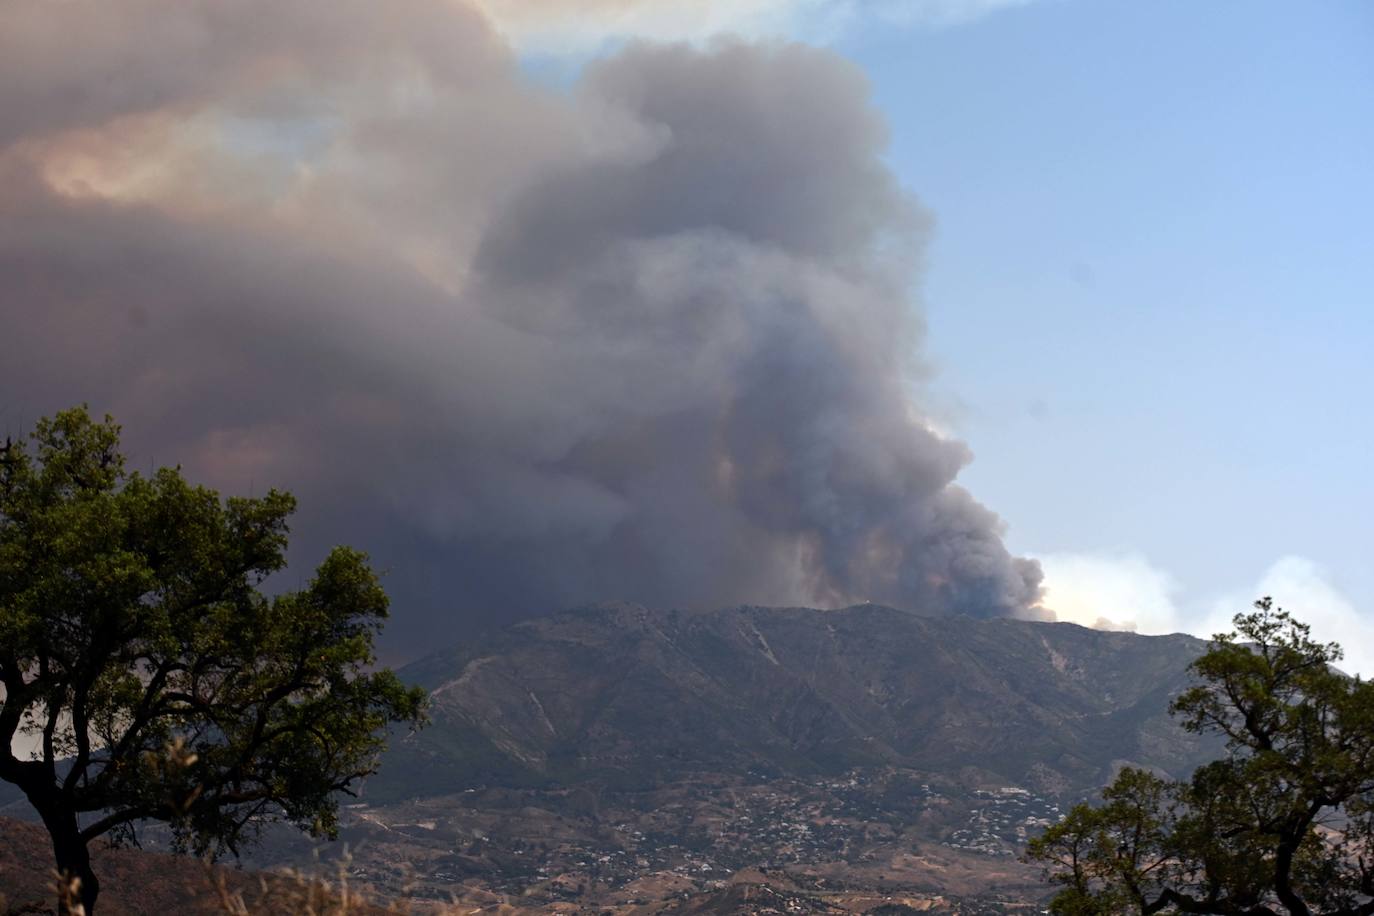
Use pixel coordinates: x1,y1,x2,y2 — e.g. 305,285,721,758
371,602,1215,802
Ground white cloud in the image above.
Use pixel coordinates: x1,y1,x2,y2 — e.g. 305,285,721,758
1038,552,1374,678
471,0,1037,52
1210,557,1374,679
1037,551,1180,633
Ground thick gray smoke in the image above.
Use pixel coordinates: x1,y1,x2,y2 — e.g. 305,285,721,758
0,0,1042,656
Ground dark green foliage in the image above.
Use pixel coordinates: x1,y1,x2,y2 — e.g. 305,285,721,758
0,408,427,912
1027,599,1374,916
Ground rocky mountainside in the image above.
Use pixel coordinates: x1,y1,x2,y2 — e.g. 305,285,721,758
372,603,1215,803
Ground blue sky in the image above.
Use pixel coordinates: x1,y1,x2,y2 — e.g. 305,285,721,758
844,0,1374,649
512,0,1374,662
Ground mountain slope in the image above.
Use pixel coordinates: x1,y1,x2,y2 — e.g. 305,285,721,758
373,603,1214,801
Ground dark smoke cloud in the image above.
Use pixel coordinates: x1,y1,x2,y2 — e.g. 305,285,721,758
0,0,1042,657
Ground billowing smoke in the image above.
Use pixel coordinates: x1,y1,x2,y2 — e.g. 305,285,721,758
0,0,1042,656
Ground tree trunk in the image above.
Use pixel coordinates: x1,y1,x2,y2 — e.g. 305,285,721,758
36,803,99,915
1273,837,1311,916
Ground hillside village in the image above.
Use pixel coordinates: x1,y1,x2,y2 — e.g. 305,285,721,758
316,768,1066,909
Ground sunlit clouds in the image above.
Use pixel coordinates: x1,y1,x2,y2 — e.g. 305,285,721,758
1040,552,1372,677
470,0,1038,51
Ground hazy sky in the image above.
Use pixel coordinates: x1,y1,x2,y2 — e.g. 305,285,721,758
2,0,1370,670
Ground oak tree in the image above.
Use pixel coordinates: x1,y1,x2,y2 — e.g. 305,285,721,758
1028,599,1374,916
0,408,427,913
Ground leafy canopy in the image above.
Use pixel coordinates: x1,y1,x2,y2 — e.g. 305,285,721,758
0,407,426,911
1028,599,1374,916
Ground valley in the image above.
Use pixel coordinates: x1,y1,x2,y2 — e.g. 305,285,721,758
320,767,1064,911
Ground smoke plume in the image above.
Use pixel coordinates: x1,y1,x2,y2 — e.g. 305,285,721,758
0,0,1042,656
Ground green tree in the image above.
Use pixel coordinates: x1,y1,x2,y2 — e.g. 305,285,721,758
0,408,427,914
1028,599,1374,916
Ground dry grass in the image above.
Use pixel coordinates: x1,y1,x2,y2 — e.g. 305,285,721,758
199,853,545,916
3,863,482,916
203,849,435,916
0,815,530,916
0,871,95,916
